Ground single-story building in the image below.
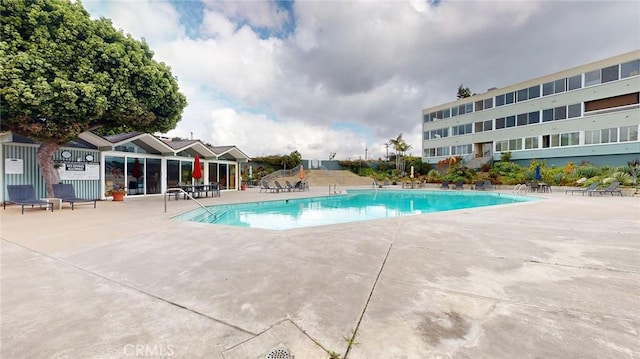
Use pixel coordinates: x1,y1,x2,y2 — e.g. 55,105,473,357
1,131,250,201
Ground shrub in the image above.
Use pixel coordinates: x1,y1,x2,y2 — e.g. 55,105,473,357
611,172,633,186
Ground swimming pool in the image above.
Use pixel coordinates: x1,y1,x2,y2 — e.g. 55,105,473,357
175,189,535,230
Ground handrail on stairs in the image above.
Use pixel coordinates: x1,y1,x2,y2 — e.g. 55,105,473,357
164,188,215,216
262,164,303,183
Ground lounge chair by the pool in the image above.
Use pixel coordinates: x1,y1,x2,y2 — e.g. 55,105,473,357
274,180,287,192
4,184,53,214
590,181,623,196
260,180,277,193
453,180,464,190
440,181,450,189
474,181,485,190
52,183,97,210
565,182,599,196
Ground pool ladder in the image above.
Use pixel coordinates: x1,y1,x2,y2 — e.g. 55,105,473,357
329,184,343,195
164,188,215,216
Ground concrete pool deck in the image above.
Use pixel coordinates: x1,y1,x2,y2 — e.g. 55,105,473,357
1,186,639,358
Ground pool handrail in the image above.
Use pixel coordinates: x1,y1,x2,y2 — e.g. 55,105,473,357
164,188,215,216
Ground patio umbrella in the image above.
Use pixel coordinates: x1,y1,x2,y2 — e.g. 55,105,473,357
192,154,202,182
410,166,414,178
299,165,305,180
534,165,541,181
132,158,142,180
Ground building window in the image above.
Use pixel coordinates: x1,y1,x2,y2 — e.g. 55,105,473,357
451,106,458,117
543,81,554,96
452,144,472,155
554,106,567,121
423,113,430,123
621,59,640,78
495,117,505,129
584,130,599,145
436,147,450,156
458,104,466,115
495,94,505,107
475,100,484,111
509,138,522,151
524,136,539,149
567,103,582,118
620,125,638,142
584,92,639,112
560,132,580,146
484,120,493,131
506,115,516,128
555,78,567,93
495,140,508,152
443,108,450,118
542,109,553,122
517,88,528,102
601,65,619,83
465,103,473,113
505,91,514,104
423,131,430,140
517,113,527,126
567,75,582,90
424,148,436,157
585,69,601,86
475,122,484,133
600,128,617,143
528,111,540,124
484,98,493,109
528,85,540,99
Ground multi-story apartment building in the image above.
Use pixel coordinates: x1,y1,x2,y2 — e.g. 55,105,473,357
421,50,640,167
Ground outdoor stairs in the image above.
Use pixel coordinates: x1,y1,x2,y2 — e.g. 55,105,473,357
465,156,492,170
272,169,373,188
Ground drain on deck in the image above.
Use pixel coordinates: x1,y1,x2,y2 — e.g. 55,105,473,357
264,343,293,359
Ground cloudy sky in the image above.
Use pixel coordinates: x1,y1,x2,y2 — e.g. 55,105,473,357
83,0,640,161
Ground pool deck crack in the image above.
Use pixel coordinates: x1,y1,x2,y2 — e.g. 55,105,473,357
343,240,394,358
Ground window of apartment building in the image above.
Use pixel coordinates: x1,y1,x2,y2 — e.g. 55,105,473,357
475,100,484,111
451,106,458,117
483,120,493,131
443,108,450,118
517,88,528,102
543,78,568,96
474,121,484,133
466,103,473,113
430,128,449,139
436,147,450,156
424,148,436,157
567,103,582,118
423,131,430,140
484,98,493,109
517,113,527,126
560,132,580,146
585,69,601,86
505,91,514,104
601,65,619,83
568,75,582,90
509,138,522,151
495,117,505,129
423,113,430,123
621,60,640,79
524,136,539,149
453,123,472,136
458,104,466,115
584,92,639,112
452,144,472,155
542,109,553,122
429,112,437,121
506,115,516,128
600,128,617,143
495,140,508,152
554,106,567,120
620,125,639,142
528,111,540,124
584,130,600,145
495,94,505,107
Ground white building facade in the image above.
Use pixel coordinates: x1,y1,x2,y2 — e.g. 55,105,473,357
422,50,640,167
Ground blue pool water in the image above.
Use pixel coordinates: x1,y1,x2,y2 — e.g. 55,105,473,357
175,190,535,230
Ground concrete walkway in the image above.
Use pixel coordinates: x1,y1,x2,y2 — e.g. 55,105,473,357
1,186,639,358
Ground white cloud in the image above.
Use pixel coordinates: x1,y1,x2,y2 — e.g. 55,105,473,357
85,0,640,162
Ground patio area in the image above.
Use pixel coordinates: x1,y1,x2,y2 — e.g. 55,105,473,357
1,186,639,358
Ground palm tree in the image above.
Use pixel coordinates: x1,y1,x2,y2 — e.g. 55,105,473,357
389,134,413,175
457,84,472,99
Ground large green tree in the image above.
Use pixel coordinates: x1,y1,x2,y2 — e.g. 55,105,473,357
0,0,187,195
